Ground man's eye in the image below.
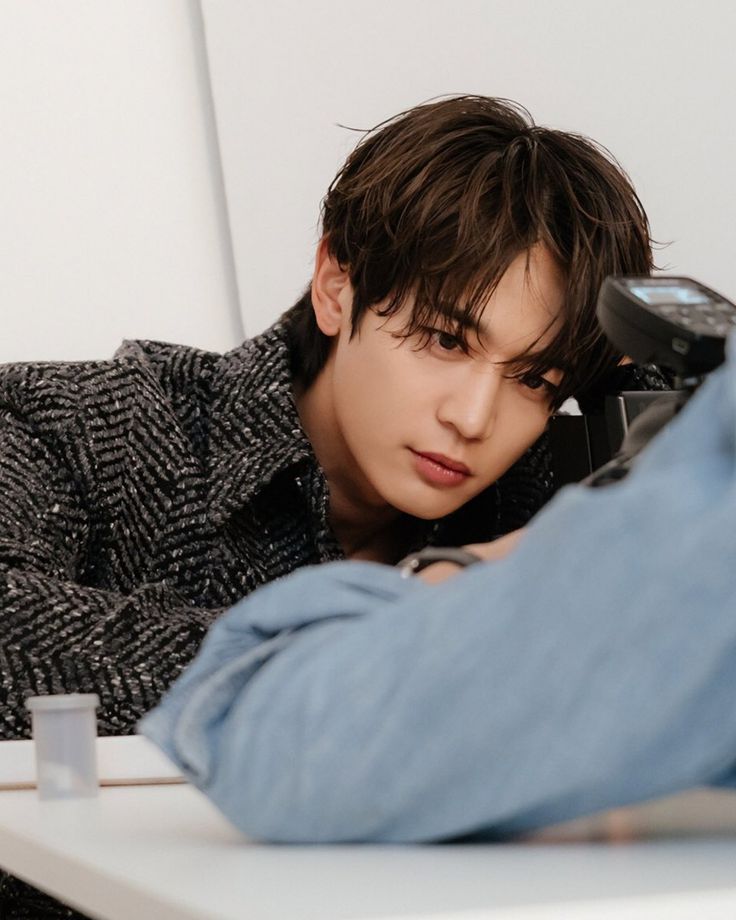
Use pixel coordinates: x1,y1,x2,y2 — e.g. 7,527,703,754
430,330,464,352
519,373,545,390
514,372,559,399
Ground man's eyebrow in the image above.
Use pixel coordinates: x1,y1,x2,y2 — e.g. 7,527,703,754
504,353,574,379
433,302,483,333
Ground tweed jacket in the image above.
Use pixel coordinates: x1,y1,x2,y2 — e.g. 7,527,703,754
0,321,668,742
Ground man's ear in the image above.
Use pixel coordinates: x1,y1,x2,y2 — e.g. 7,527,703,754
311,236,352,337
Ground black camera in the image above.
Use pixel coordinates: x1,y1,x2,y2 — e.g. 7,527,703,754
549,276,735,489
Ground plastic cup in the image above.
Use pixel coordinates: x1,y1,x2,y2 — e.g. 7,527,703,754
25,693,100,799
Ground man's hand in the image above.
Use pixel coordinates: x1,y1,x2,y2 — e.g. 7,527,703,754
417,529,524,584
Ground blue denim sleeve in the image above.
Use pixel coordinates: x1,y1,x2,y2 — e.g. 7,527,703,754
141,341,736,843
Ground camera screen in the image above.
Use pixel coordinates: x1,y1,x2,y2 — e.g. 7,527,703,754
629,284,713,307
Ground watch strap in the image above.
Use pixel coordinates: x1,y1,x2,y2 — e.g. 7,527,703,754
397,546,483,578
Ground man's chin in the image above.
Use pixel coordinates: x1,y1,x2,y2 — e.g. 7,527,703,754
391,492,472,521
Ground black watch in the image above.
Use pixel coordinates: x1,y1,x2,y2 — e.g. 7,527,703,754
397,546,483,578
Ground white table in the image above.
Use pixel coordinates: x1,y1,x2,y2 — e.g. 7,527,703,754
2,784,736,920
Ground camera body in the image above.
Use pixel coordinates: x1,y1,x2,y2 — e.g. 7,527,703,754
549,389,683,489
549,276,735,490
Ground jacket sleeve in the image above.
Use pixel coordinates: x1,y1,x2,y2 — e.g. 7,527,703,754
0,406,223,740
142,353,736,843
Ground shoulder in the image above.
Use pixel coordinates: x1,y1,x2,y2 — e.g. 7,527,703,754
114,339,221,390
0,340,222,443
0,322,297,461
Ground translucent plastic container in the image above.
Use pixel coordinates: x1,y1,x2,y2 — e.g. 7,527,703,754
25,693,100,799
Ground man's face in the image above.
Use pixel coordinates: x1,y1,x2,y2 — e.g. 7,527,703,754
318,245,566,520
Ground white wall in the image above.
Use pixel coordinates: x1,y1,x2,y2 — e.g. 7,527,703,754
201,0,736,335
4,1,733,360
0,0,243,363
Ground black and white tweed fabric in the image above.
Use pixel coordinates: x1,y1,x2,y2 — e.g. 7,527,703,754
1,322,342,742
0,320,668,917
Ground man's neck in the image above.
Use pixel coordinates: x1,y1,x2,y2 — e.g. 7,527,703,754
327,489,419,563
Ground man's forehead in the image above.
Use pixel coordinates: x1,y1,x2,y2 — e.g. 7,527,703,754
437,249,565,320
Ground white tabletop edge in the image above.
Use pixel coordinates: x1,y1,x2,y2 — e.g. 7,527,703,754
0,817,215,920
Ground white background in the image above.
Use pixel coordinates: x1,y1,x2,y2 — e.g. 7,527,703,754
201,0,736,334
1,0,735,358
0,0,242,362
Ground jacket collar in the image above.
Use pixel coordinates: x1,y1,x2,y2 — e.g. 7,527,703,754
207,321,319,525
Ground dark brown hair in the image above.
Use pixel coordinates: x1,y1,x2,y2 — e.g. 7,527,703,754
283,95,653,408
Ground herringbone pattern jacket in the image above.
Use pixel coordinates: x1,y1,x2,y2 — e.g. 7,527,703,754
1,323,340,741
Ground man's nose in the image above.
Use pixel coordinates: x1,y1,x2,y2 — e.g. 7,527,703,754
437,365,501,441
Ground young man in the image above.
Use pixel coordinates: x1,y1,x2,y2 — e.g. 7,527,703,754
0,96,665,743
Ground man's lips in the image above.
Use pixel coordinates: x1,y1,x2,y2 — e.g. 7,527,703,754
410,450,471,488
413,451,471,475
